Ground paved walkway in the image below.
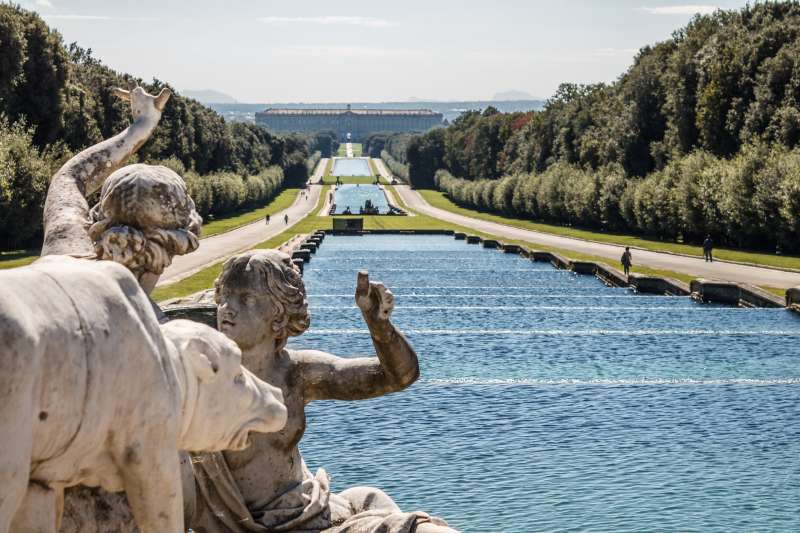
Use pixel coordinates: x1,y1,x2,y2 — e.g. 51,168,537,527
157,160,327,286
394,185,800,289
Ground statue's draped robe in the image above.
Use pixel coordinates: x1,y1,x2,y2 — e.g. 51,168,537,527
188,452,447,533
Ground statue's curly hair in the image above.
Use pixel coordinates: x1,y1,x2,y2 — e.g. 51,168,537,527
88,164,202,275
214,250,310,343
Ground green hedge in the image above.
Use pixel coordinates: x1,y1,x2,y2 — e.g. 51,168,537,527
159,158,286,220
435,143,800,252
380,150,409,182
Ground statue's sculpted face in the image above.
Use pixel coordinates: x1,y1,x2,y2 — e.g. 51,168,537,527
217,279,277,351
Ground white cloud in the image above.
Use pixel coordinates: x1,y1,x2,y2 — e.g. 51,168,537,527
638,5,718,15
258,16,396,28
275,45,421,58
35,0,53,7
43,14,159,21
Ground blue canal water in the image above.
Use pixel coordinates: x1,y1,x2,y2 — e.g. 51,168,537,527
288,235,800,533
332,158,372,176
332,184,390,214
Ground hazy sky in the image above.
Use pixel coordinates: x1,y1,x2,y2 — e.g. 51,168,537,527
19,0,750,103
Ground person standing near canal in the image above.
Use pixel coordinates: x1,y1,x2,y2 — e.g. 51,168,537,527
703,235,714,262
621,246,632,276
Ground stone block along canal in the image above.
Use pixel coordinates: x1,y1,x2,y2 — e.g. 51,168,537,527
288,235,800,532
332,158,371,176
332,184,390,214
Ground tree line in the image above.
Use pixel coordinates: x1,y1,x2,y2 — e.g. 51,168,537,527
397,2,800,253
0,4,320,249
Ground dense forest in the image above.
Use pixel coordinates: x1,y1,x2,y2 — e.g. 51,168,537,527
401,2,800,253
0,4,321,250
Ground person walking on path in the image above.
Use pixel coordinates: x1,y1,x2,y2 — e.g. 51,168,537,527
265,213,270,225
621,246,632,276
703,235,714,262
284,213,289,225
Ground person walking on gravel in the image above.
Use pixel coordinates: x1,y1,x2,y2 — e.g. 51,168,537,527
265,214,270,225
621,246,632,276
284,213,289,225
703,235,714,262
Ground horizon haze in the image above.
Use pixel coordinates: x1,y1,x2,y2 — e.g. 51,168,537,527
16,0,750,103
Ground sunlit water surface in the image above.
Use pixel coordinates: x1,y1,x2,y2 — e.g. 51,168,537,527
333,184,390,214
287,235,800,533
332,158,371,176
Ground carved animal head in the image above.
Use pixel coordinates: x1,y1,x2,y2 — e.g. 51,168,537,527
161,320,288,452
114,86,171,122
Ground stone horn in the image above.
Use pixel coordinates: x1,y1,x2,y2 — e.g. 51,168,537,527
113,87,131,101
154,87,171,111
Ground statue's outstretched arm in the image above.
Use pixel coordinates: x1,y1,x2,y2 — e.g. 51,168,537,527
300,272,419,402
41,87,170,257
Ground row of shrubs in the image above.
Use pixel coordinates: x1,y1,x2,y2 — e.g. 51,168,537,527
0,121,290,250
380,150,409,182
435,143,800,252
306,151,322,175
159,158,285,219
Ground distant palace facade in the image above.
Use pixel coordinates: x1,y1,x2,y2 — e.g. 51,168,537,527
255,104,443,141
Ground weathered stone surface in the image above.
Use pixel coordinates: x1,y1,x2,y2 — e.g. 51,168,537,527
690,278,783,307
502,244,523,254
0,256,287,532
630,274,690,296
292,249,312,262
569,261,596,275
40,86,201,295
594,263,629,288
162,302,218,328
786,286,800,310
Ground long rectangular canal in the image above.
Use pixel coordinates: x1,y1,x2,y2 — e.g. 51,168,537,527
289,235,800,532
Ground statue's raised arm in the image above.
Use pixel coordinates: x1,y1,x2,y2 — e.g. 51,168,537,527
41,86,171,257
299,270,420,402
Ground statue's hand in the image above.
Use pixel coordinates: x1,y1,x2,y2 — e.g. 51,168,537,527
355,271,394,324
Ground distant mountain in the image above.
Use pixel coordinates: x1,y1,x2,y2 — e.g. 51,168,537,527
181,89,238,104
493,90,535,101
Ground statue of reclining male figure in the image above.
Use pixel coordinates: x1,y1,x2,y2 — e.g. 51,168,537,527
0,255,288,533
185,250,458,533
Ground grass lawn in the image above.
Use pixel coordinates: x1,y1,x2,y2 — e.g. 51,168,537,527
202,188,301,237
419,190,800,272
335,143,363,157
0,250,39,270
322,175,389,185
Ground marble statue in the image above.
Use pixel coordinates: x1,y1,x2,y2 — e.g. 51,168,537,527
32,84,208,531
0,255,288,533
185,250,456,533
41,85,201,295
